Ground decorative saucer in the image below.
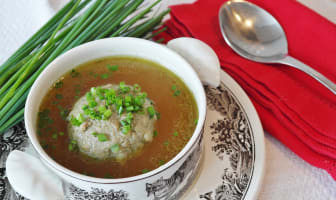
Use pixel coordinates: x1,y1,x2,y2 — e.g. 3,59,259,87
0,70,265,200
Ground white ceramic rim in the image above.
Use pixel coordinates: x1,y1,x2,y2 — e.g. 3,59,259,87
24,37,206,184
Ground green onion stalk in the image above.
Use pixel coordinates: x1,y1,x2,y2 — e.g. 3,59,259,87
0,0,170,134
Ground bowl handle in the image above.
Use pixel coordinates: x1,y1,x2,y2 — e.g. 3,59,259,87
6,150,64,200
166,37,221,87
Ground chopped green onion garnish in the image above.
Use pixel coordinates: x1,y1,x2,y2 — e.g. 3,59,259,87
141,169,150,174
55,94,63,99
164,141,169,146
194,119,198,125
104,174,114,179
101,73,109,79
70,115,81,126
171,85,181,96
98,105,106,113
126,106,134,112
111,144,120,153
133,84,141,92
52,133,58,139
92,132,108,142
97,133,108,142
173,90,181,96
68,143,74,152
173,131,178,136
77,114,85,123
92,132,98,137
122,125,131,134
107,65,118,71
153,130,158,137
103,109,113,119
88,100,97,108
156,112,161,119
54,81,63,89
59,131,64,136
70,69,80,77
158,159,165,166
147,106,156,118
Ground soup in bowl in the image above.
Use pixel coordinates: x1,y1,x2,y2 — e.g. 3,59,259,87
25,37,206,199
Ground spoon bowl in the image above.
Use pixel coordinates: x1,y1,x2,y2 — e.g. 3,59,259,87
219,0,287,63
219,0,336,94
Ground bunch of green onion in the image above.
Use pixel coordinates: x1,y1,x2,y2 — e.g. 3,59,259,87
0,0,170,134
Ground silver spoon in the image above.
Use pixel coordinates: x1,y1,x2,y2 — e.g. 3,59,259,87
218,0,336,95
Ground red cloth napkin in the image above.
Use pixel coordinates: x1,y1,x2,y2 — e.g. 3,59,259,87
157,0,336,179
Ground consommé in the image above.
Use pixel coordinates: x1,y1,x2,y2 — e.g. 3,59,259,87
37,56,198,178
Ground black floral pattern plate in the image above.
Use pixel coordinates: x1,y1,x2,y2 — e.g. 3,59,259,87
0,70,265,200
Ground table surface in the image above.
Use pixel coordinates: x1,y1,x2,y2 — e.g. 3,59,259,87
1,0,336,199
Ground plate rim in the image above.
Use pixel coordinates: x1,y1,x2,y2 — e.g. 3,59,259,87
218,69,265,200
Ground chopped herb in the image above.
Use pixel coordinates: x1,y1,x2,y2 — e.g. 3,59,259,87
70,69,80,77
164,141,169,146
147,106,156,118
89,71,98,78
38,109,52,127
153,130,158,137
194,119,198,125
52,101,58,105
156,111,161,119
88,100,97,108
122,125,131,134
173,90,181,96
103,109,112,119
41,141,49,150
101,73,109,79
107,64,118,71
171,84,181,96
173,131,179,137
59,131,65,136
47,118,54,124
68,143,75,151
92,132,98,137
52,133,58,139
104,174,114,178
77,114,85,124
126,105,134,112
158,159,165,166
119,82,130,93
133,84,141,92
54,80,63,89
55,94,63,99
70,115,82,126
60,108,69,120
98,105,107,113
141,169,150,174
92,132,108,142
111,144,120,153
98,134,108,142
74,84,81,95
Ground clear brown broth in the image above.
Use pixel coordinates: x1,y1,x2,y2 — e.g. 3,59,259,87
37,56,198,178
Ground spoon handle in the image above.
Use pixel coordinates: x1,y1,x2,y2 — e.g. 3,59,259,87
279,56,336,95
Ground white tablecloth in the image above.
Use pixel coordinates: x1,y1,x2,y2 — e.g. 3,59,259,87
1,0,336,199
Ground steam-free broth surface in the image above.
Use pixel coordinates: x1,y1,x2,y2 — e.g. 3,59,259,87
37,56,198,178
